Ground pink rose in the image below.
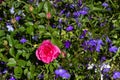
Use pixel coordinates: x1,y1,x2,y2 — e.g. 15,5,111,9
36,40,61,64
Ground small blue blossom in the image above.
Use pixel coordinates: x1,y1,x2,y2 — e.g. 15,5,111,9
32,35,38,41
55,68,70,79
64,40,71,49
66,25,74,31
109,46,118,53
20,37,27,44
102,2,109,7
0,17,2,21
113,71,120,79
106,36,111,43
79,29,87,39
6,23,14,31
15,16,21,21
38,73,44,80
10,7,15,14
79,10,88,15
9,76,16,80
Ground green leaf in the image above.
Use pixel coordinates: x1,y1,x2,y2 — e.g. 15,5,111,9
0,30,5,37
25,22,33,26
38,13,46,18
24,68,28,75
19,27,25,32
26,26,34,35
7,35,14,47
7,58,16,67
17,60,26,67
37,2,44,12
9,47,15,57
14,67,23,79
44,1,50,13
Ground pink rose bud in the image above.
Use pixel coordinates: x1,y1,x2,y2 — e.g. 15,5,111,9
46,12,51,19
36,40,61,64
61,51,66,58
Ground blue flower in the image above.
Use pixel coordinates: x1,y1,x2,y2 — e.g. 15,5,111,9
0,17,2,21
20,37,27,44
96,39,104,52
9,76,16,80
73,11,80,18
55,68,70,79
79,29,87,39
15,16,21,21
109,46,118,53
64,40,71,49
102,2,109,7
113,71,120,79
38,73,44,79
79,10,88,15
6,23,14,31
106,36,111,43
102,68,110,73
66,25,74,31
10,7,14,14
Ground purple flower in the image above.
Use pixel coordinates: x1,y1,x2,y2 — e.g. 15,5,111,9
2,68,7,74
73,11,80,18
55,68,70,79
113,71,120,79
79,29,87,39
15,16,21,21
78,0,82,6
66,25,74,31
10,7,14,14
9,76,16,80
100,56,106,62
66,12,70,17
60,72,71,79
38,74,44,79
20,37,27,44
64,40,71,49
0,17,2,21
109,46,118,53
79,10,88,15
96,39,104,52
60,9,65,15
106,36,111,43
6,23,14,31
59,18,62,23
102,2,109,7
32,35,38,41
55,68,67,76
102,68,110,73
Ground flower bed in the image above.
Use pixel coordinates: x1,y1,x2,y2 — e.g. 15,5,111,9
0,0,120,79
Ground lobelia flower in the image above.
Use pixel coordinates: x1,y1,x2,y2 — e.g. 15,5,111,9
15,16,21,21
66,12,70,18
96,39,104,52
106,36,111,43
38,73,44,79
66,25,74,31
73,11,80,18
79,29,88,39
36,40,61,64
64,40,71,49
79,10,88,15
109,46,118,53
6,23,14,31
113,71,120,79
10,7,15,14
0,17,2,21
100,63,110,73
55,68,71,79
32,35,38,41
20,37,27,44
9,76,16,80
102,2,109,7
